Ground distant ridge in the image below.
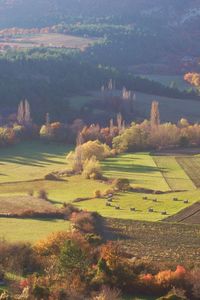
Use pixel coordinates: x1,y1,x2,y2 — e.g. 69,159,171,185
0,0,200,28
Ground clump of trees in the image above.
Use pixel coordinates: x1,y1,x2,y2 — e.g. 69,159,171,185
184,73,200,93
67,138,112,179
113,101,200,153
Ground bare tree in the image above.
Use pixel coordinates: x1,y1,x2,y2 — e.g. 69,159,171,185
17,100,24,124
150,101,160,129
117,113,123,131
17,99,32,124
24,99,31,123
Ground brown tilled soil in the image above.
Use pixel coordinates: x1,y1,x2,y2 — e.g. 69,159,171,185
103,218,200,267
152,148,200,156
164,202,200,224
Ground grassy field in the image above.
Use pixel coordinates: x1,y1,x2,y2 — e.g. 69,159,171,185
1,142,200,241
91,89,200,123
0,33,95,50
102,153,169,191
153,156,195,191
176,156,200,188
0,218,70,243
76,190,200,221
140,74,192,91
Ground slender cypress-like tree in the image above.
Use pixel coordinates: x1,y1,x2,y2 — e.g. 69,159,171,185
150,101,160,129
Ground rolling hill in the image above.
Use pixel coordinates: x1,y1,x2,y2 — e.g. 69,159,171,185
0,0,200,29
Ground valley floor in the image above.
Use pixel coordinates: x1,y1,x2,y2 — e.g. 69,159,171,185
0,141,200,243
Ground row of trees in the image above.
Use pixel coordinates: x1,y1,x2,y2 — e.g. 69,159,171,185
113,101,200,152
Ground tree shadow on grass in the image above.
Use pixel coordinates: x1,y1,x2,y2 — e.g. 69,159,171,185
0,141,69,167
0,155,65,167
103,163,165,174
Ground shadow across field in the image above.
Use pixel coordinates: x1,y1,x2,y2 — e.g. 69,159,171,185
103,162,164,174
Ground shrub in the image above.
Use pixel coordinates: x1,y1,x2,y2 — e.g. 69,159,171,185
113,178,131,191
93,286,121,300
59,240,90,275
187,268,200,299
94,190,102,198
0,241,41,275
38,189,48,200
82,156,102,179
71,211,95,234
44,173,60,181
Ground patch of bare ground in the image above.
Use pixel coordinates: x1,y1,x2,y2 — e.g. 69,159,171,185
0,196,60,217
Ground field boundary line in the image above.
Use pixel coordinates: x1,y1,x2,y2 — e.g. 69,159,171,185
152,156,171,191
0,178,44,185
176,157,198,189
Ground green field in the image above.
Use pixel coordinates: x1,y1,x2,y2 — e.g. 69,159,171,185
0,218,70,243
1,142,200,241
91,89,200,123
153,156,195,191
102,153,169,191
140,74,192,91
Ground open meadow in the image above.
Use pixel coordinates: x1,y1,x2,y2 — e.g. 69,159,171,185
0,33,95,50
1,142,200,242
78,90,200,123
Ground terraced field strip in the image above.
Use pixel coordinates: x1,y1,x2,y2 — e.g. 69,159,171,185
153,156,195,191
176,156,200,188
102,153,169,191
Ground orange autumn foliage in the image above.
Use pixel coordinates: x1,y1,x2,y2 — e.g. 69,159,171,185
34,230,89,256
184,72,200,90
141,265,186,286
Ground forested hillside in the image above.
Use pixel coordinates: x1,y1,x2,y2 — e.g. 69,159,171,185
0,0,200,28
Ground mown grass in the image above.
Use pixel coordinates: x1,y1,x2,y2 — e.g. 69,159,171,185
0,218,70,243
0,141,70,183
153,156,195,191
102,153,169,191
76,189,200,221
176,156,200,188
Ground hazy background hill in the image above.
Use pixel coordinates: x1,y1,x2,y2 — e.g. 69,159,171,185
0,0,200,28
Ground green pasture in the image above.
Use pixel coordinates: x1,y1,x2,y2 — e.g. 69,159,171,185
0,218,70,243
102,153,169,191
140,74,191,90
0,141,70,183
153,156,195,191
76,189,200,221
0,142,200,241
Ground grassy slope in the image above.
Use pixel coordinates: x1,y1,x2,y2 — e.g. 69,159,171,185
0,218,70,243
1,33,94,50
0,141,70,183
153,156,195,191
102,153,169,191
76,190,200,221
140,75,191,91
1,142,200,241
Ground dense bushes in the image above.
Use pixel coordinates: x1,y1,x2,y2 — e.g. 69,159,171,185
1,224,200,299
